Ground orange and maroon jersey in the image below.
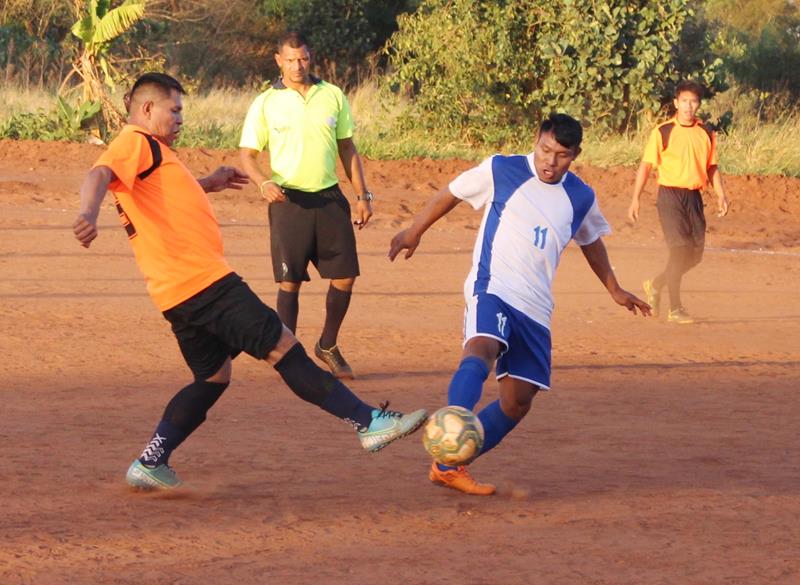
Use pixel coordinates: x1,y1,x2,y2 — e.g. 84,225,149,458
642,117,718,190
93,124,232,311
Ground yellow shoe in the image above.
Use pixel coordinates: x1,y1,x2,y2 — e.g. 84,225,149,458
643,279,661,317
428,462,496,496
667,306,694,324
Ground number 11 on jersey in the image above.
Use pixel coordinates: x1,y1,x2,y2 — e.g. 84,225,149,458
533,225,548,249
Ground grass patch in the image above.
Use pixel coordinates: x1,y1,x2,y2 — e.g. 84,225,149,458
2,83,800,177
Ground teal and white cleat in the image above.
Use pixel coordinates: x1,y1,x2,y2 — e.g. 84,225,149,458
359,402,428,453
126,459,183,490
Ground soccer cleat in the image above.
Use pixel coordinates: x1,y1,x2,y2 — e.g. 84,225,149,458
126,459,183,491
359,402,428,453
643,279,661,317
428,462,496,496
667,306,694,324
314,341,355,380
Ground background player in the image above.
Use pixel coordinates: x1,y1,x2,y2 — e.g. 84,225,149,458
389,113,651,495
627,80,730,324
239,31,373,379
73,72,426,491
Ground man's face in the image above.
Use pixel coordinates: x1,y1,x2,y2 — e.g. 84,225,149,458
275,44,311,85
533,130,579,184
673,91,701,124
145,89,183,146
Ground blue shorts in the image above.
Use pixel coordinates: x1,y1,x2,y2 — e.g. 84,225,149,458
464,293,552,389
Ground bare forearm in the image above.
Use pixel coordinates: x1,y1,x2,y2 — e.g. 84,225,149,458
409,189,462,237
78,166,113,220
338,140,367,196
631,162,652,201
580,238,621,294
239,148,269,187
710,166,726,196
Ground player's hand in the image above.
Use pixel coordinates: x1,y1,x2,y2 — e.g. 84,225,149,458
627,199,640,224
73,214,98,248
204,166,249,193
259,180,286,203
388,228,422,261
610,287,652,317
717,194,729,218
353,199,373,230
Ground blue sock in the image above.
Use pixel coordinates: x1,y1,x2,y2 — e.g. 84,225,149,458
447,356,490,410
477,400,519,456
320,381,374,431
435,400,518,472
138,420,186,468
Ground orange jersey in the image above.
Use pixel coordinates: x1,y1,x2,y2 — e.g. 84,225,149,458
642,117,718,190
93,124,232,311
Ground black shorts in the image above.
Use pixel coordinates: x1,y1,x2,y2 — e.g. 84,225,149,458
268,184,360,282
162,273,284,380
656,186,707,249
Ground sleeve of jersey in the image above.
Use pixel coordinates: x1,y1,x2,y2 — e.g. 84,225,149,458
641,129,661,166
573,198,612,246
336,92,355,140
239,94,270,151
448,157,494,210
92,131,152,193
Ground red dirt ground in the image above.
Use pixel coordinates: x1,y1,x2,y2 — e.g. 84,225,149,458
1,139,799,585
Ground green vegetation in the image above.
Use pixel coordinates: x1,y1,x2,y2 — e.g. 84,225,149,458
1,0,799,176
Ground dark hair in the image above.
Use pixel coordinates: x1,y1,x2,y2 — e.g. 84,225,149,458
125,72,186,112
539,113,583,150
277,31,310,53
674,80,704,101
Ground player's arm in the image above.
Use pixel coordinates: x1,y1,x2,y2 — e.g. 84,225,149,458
239,147,285,203
627,161,652,223
337,137,372,229
73,165,115,248
388,187,462,261
708,165,729,217
579,238,652,316
198,166,249,193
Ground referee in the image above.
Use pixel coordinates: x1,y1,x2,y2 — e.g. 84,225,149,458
239,31,372,379
628,80,730,324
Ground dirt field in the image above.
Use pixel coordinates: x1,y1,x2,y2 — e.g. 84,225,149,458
1,140,799,585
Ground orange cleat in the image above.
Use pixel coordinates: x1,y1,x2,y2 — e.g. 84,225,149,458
428,462,496,496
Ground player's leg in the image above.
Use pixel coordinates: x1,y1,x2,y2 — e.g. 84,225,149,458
314,187,360,378
447,337,500,410
209,273,426,452
447,294,508,410
127,303,237,491
479,376,539,456
277,281,302,334
269,192,314,333
315,276,356,379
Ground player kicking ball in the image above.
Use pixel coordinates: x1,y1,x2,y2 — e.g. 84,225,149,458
73,72,427,491
389,113,651,495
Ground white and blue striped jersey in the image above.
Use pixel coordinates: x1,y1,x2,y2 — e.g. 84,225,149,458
449,153,611,331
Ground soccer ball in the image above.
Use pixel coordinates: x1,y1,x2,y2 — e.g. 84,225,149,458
423,406,484,466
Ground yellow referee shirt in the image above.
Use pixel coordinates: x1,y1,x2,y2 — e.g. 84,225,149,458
642,117,718,190
239,77,354,192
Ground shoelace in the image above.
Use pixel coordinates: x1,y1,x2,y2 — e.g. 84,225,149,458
375,400,402,419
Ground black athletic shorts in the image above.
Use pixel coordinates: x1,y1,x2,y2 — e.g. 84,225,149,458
656,185,707,249
268,184,360,282
162,273,284,380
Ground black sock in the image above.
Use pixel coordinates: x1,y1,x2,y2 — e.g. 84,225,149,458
274,343,374,429
276,289,300,334
139,420,186,468
319,285,352,349
139,379,229,467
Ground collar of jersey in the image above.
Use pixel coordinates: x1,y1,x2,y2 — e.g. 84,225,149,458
272,75,322,90
672,115,700,128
